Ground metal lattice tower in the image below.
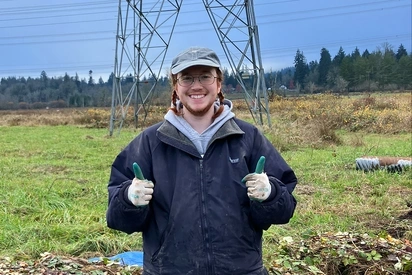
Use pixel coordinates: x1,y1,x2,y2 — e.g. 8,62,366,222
109,0,271,136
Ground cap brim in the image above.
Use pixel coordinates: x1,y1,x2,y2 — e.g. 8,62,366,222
171,60,220,74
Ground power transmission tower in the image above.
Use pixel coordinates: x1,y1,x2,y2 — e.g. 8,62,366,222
203,0,271,127
109,0,270,136
109,0,183,136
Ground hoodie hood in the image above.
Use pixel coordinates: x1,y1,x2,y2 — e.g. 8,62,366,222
164,99,235,156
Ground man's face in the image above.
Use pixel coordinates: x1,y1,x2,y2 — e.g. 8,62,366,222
175,65,221,117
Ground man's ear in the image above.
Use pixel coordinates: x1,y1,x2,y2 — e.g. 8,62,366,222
216,80,222,91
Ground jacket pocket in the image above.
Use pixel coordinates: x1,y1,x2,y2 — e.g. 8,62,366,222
150,222,172,266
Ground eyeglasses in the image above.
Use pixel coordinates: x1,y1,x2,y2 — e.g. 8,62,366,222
177,73,217,87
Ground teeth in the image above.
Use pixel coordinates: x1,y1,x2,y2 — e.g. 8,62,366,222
191,95,204,99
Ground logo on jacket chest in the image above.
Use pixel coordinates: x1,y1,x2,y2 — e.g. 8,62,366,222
229,157,239,163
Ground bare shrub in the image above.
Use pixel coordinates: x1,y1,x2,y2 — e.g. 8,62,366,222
7,116,24,126
348,134,365,147
18,102,30,109
262,123,303,152
352,95,376,110
40,117,68,126
74,109,110,128
266,92,411,146
373,97,399,110
151,91,171,106
49,100,68,108
316,121,342,145
32,102,48,109
4,102,17,110
1,109,80,126
300,119,342,148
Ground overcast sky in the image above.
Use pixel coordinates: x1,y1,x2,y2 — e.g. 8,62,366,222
0,0,410,81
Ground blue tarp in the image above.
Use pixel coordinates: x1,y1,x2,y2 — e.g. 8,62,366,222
89,251,144,266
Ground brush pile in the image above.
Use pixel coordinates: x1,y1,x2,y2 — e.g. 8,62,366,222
1,230,411,275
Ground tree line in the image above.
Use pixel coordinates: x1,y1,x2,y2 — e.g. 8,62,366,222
290,42,411,93
0,42,410,110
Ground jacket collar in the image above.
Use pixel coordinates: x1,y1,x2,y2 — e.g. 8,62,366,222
156,118,244,156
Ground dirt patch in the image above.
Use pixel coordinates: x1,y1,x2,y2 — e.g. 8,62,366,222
399,210,412,220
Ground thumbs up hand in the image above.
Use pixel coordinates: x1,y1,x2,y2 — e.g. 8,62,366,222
241,156,271,202
127,162,154,206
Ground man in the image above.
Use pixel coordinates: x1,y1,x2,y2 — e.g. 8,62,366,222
106,46,298,275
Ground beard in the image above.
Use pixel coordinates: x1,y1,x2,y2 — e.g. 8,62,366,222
182,100,215,117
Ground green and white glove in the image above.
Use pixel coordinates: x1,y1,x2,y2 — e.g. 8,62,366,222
241,156,271,202
127,162,154,206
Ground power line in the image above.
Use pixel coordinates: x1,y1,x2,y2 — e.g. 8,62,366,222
0,18,116,29
0,36,114,46
0,9,115,22
0,32,410,75
0,1,409,28
0,1,115,13
0,30,113,40
0,0,410,78
260,4,411,24
1,32,409,77
0,4,408,41
258,0,410,16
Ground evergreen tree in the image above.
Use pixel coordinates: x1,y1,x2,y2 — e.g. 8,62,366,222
40,71,48,89
60,73,77,101
333,47,345,66
349,47,363,89
379,48,397,89
74,73,82,93
396,44,408,61
305,61,319,90
366,51,382,89
318,48,331,86
227,71,237,88
351,47,361,60
88,70,94,86
352,56,368,89
362,49,370,58
293,49,309,90
308,60,318,72
396,55,412,89
107,72,114,87
340,56,354,90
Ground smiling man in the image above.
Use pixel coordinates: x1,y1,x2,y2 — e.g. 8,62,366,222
106,46,298,275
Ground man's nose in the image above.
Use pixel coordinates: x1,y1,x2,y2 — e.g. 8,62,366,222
191,77,202,86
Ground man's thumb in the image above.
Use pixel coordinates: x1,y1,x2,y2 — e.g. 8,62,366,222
255,156,266,174
133,162,145,180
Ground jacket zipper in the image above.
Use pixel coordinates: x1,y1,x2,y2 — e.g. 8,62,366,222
199,159,213,274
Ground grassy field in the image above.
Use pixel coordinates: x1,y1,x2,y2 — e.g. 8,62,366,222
0,92,411,274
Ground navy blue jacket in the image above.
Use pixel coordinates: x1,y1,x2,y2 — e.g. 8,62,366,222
106,118,297,275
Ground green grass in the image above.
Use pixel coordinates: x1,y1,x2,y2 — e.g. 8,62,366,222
0,126,143,259
1,125,411,269
283,132,412,235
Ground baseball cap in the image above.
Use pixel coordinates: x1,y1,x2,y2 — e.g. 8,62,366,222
171,47,221,74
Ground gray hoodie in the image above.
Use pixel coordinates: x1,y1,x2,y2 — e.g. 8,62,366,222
164,99,235,157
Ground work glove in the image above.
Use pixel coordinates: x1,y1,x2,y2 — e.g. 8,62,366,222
127,162,154,207
241,156,271,202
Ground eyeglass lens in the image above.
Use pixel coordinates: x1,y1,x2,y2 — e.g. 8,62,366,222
178,74,216,86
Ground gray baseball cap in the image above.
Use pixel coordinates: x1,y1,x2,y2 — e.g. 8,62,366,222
171,47,221,74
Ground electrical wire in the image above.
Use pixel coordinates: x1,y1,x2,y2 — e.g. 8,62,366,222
0,0,410,78
0,4,408,41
